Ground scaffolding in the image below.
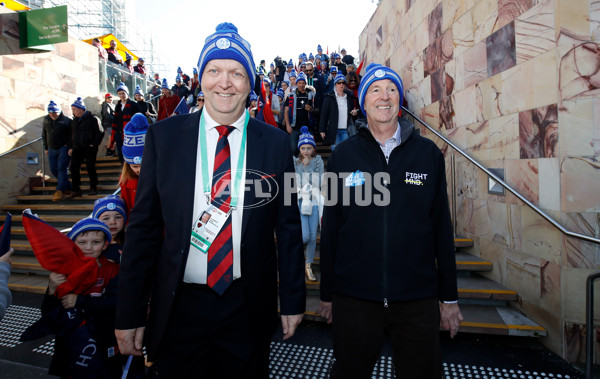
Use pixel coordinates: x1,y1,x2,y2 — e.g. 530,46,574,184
12,0,167,78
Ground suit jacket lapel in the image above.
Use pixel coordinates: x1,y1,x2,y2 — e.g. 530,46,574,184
177,111,202,241
241,119,263,240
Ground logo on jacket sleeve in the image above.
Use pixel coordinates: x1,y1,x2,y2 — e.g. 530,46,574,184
345,171,366,187
405,171,428,186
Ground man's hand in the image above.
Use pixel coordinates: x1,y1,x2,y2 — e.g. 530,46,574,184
68,149,73,156
320,132,326,140
61,294,77,309
317,301,332,324
281,314,303,341
439,302,463,338
115,327,146,356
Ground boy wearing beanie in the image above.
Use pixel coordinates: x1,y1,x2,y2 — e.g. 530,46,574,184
111,83,140,164
41,217,122,378
42,101,73,201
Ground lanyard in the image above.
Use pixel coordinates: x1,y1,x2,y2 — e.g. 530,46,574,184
199,110,249,210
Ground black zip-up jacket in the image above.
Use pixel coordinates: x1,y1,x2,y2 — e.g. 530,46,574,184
42,113,72,150
319,116,458,304
319,90,361,145
71,111,104,150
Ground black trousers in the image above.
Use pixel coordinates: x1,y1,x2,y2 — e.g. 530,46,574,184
331,294,441,379
70,146,98,192
113,131,124,164
148,281,271,379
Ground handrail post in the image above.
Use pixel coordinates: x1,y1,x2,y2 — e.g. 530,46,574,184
41,139,46,188
586,271,600,378
451,152,456,237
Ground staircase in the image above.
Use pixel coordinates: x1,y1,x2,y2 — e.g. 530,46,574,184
4,156,121,294
2,144,545,338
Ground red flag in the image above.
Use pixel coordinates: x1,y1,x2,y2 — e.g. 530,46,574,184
22,212,100,298
257,81,277,127
356,60,364,75
0,212,11,257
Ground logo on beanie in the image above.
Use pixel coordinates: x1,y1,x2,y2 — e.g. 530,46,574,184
107,203,116,210
374,69,385,78
133,156,142,164
216,38,231,49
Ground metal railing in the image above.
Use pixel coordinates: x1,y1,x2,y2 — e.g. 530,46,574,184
401,106,600,377
0,137,47,187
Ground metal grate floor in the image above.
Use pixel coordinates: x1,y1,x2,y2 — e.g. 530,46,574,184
0,305,576,378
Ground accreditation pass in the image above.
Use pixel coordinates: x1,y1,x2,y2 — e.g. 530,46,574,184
190,205,230,253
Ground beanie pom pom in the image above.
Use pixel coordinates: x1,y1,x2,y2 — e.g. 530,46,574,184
127,113,149,132
300,126,309,134
216,22,238,33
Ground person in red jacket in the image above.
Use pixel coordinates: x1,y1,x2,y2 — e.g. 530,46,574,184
119,113,149,218
157,79,180,121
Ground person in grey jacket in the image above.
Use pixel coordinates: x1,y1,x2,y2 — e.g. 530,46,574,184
0,248,13,321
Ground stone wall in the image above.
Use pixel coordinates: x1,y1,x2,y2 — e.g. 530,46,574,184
360,0,600,363
0,7,103,205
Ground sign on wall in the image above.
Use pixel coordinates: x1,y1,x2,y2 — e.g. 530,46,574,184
19,5,68,49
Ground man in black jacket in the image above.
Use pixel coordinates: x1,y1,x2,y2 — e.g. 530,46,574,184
42,101,72,201
68,97,104,198
318,64,463,379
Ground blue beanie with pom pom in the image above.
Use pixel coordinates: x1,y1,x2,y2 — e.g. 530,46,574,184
357,63,404,116
197,22,256,90
297,126,316,148
122,113,149,165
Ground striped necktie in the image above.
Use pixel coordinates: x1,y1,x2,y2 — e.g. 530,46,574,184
207,125,235,295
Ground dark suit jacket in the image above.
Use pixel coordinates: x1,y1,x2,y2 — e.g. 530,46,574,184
116,110,306,360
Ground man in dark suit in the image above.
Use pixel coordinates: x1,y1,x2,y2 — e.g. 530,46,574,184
115,22,305,378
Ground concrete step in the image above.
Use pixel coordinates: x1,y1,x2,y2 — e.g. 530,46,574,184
455,238,474,248
45,177,119,185
1,214,84,228
2,204,94,215
80,168,122,176
8,273,47,294
11,255,48,275
32,184,118,193
455,252,492,272
300,296,546,337
15,195,107,203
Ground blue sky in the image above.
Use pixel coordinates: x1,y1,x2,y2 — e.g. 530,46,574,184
133,0,378,78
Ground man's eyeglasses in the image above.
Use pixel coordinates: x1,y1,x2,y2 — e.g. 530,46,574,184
348,80,357,83
305,69,313,73
198,98,205,102
336,82,346,85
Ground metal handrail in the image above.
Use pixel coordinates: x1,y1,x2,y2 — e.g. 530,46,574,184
0,137,43,158
402,106,600,245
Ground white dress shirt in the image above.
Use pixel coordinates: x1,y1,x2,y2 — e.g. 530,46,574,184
183,110,247,284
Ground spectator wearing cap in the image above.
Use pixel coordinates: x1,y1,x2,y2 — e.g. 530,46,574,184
171,74,190,101
308,52,314,63
68,97,104,198
133,86,157,124
190,67,200,94
157,79,181,121
115,22,305,377
42,101,73,201
92,38,108,60
304,61,325,111
190,91,205,113
284,72,317,155
101,93,115,156
133,58,146,75
340,47,355,66
111,83,140,164
318,64,462,378
325,65,338,95
107,39,123,65
283,59,294,83
317,44,329,65
332,53,347,75
319,73,359,150
177,66,191,87
124,53,134,74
